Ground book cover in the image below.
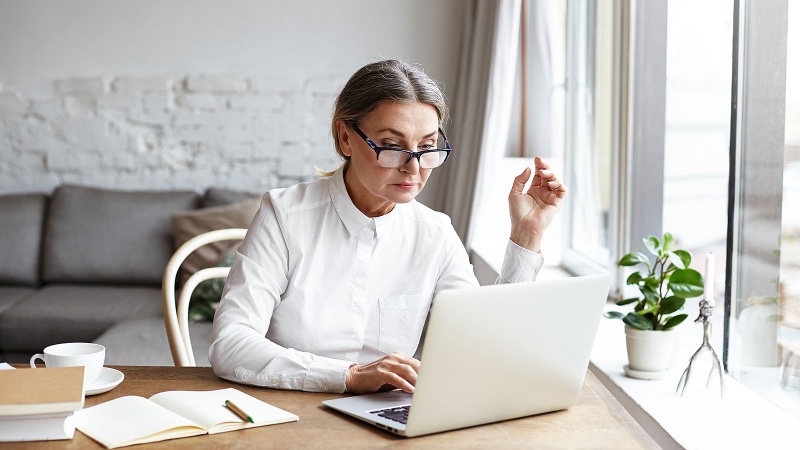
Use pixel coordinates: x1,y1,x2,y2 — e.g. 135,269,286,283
74,387,298,448
0,366,85,416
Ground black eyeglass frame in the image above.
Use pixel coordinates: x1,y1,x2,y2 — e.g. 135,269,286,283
349,122,452,169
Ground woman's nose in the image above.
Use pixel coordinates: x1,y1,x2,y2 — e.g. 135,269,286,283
399,155,420,174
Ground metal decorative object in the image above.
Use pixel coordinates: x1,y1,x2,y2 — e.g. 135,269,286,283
677,253,724,397
676,299,725,397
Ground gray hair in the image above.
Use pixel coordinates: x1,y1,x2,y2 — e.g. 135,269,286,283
322,60,449,176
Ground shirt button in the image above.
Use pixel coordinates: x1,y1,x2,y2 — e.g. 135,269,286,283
323,383,328,390
271,378,279,385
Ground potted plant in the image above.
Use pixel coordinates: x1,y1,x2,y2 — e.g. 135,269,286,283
604,232,705,377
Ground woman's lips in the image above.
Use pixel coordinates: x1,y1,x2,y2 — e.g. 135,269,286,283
392,182,416,191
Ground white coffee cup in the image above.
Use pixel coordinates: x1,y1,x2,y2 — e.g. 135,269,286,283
30,342,105,388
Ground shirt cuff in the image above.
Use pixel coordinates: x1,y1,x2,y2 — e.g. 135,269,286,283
305,356,354,393
499,239,544,283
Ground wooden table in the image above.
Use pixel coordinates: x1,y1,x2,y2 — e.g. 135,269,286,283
8,366,659,449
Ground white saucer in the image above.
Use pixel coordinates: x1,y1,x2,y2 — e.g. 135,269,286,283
623,364,670,380
85,367,124,396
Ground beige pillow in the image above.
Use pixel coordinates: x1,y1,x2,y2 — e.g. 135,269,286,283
170,197,261,284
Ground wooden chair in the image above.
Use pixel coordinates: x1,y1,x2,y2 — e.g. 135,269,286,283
162,228,247,366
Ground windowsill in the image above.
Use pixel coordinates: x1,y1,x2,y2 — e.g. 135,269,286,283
470,246,800,449
591,317,800,449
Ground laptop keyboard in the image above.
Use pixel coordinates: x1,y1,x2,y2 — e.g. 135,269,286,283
370,405,411,425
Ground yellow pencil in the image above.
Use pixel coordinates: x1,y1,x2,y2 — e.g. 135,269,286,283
225,399,254,423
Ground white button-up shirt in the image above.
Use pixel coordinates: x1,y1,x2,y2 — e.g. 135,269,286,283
209,168,544,392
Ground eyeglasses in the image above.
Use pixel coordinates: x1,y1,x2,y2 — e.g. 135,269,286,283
350,123,452,169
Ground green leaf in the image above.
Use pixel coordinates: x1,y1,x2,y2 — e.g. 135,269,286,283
666,251,686,270
673,249,692,268
663,232,674,252
660,296,685,315
604,311,625,320
642,276,661,289
643,236,661,256
639,281,661,303
669,269,705,298
637,304,660,316
642,289,660,304
616,297,640,306
619,252,650,268
662,314,688,330
626,272,643,286
623,313,653,330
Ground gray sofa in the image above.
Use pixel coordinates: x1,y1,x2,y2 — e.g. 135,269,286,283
0,185,258,366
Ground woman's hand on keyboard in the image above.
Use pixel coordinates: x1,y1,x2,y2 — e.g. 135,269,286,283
345,352,420,394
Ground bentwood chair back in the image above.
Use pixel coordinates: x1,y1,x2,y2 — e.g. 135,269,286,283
162,228,247,366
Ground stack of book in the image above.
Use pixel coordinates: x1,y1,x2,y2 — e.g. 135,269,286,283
0,365,85,442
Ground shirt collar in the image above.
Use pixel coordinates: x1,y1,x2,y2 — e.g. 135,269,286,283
329,167,411,239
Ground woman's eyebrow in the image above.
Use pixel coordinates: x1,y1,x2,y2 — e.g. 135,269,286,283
376,128,438,139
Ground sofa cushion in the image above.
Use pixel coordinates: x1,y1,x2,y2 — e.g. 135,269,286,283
93,318,211,366
0,193,48,286
0,284,162,353
0,288,35,358
202,188,261,208
170,197,260,284
42,185,199,284
0,287,34,315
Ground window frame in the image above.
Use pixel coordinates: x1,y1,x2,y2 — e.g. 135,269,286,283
561,0,669,300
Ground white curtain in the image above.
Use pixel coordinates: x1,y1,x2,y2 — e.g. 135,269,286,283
433,0,522,250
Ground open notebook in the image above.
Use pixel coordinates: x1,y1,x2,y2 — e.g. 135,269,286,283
74,388,297,448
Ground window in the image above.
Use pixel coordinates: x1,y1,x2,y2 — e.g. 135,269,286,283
726,0,800,415
470,0,567,270
469,0,800,419
662,0,733,360
507,0,566,162
561,0,616,276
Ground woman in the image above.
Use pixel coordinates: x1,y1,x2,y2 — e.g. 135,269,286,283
209,60,567,394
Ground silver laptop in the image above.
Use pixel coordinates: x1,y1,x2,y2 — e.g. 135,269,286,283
322,274,611,437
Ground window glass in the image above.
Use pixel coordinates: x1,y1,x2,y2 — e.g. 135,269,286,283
472,0,567,270
507,0,566,161
727,0,800,417
780,0,800,398
562,0,614,272
746,0,800,414
662,0,732,355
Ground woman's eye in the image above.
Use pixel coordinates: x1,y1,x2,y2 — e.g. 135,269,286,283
420,144,435,150
382,142,402,149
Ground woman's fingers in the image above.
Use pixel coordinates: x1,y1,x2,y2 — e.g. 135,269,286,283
510,167,532,197
346,353,420,394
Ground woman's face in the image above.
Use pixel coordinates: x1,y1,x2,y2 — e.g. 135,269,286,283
337,101,440,217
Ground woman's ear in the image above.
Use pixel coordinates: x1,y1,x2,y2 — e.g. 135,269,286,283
335,120,353,157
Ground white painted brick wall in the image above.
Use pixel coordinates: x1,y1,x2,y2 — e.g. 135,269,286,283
185,75,247,93
178,93,221,109
250,77,304,93
228,94,281,110
113,76,173,93
0,72,348,194
53,78,107,95
0,92,28,118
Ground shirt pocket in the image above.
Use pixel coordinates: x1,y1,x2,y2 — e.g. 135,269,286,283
377,294,430,356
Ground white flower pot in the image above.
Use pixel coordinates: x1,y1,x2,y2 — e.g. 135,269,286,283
625,326,677,373
738,303,778,366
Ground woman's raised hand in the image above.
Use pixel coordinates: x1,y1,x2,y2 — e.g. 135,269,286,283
508,156,567,252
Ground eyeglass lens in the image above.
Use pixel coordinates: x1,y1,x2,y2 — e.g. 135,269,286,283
377,150,449,169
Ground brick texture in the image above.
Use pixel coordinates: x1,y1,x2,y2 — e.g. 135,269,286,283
0,73,349,194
